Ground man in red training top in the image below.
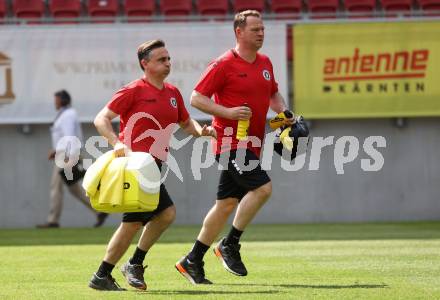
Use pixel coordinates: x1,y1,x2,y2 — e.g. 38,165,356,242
88,39,216,291
175,11,294,284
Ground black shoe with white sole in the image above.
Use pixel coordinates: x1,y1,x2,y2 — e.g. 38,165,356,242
214,237,248,276
175,256,212,285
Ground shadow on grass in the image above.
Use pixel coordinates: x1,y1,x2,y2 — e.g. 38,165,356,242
146,290,281,295
131,282,387,295
220,283,388,289
1,222,440,246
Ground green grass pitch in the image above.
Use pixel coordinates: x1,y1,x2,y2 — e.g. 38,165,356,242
1,222,439,299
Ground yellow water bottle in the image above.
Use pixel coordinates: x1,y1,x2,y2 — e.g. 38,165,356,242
236,103,250,141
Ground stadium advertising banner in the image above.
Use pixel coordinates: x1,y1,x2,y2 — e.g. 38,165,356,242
0,22,286,123
294,21,440,118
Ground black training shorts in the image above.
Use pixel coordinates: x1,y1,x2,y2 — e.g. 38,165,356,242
122,184,173,225
215,149,271,201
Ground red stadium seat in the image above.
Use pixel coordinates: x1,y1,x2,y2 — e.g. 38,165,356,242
125,0,155,20
344,0,376,17
13,0,45,23
197,0,229,15
88,0,119,22
232,0,266,13
0,0,7,19
271,0,302,16
308,0,339,18
380,0,413,16
417,0,440,15
49,0,82,23
160,0,192,16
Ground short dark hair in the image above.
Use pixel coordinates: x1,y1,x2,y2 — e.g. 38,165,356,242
233,10,261,31
54,90,71,107
137,39,165,71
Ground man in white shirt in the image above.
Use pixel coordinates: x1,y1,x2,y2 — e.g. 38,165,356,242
37,90,108,228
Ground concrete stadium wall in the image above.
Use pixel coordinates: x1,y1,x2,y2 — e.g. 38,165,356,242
0,118,439,228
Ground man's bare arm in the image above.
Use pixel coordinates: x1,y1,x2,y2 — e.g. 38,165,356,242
94,107,129,156
179,118,216,138
269,92,289,114
191,91,252,121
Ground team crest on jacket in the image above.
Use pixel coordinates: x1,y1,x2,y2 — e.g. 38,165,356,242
262,70,271,81
170,97,177,108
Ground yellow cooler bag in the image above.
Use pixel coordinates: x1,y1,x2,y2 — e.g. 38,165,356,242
84,151,161,213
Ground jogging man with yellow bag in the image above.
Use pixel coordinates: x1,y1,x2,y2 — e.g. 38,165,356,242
88,39,216,291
